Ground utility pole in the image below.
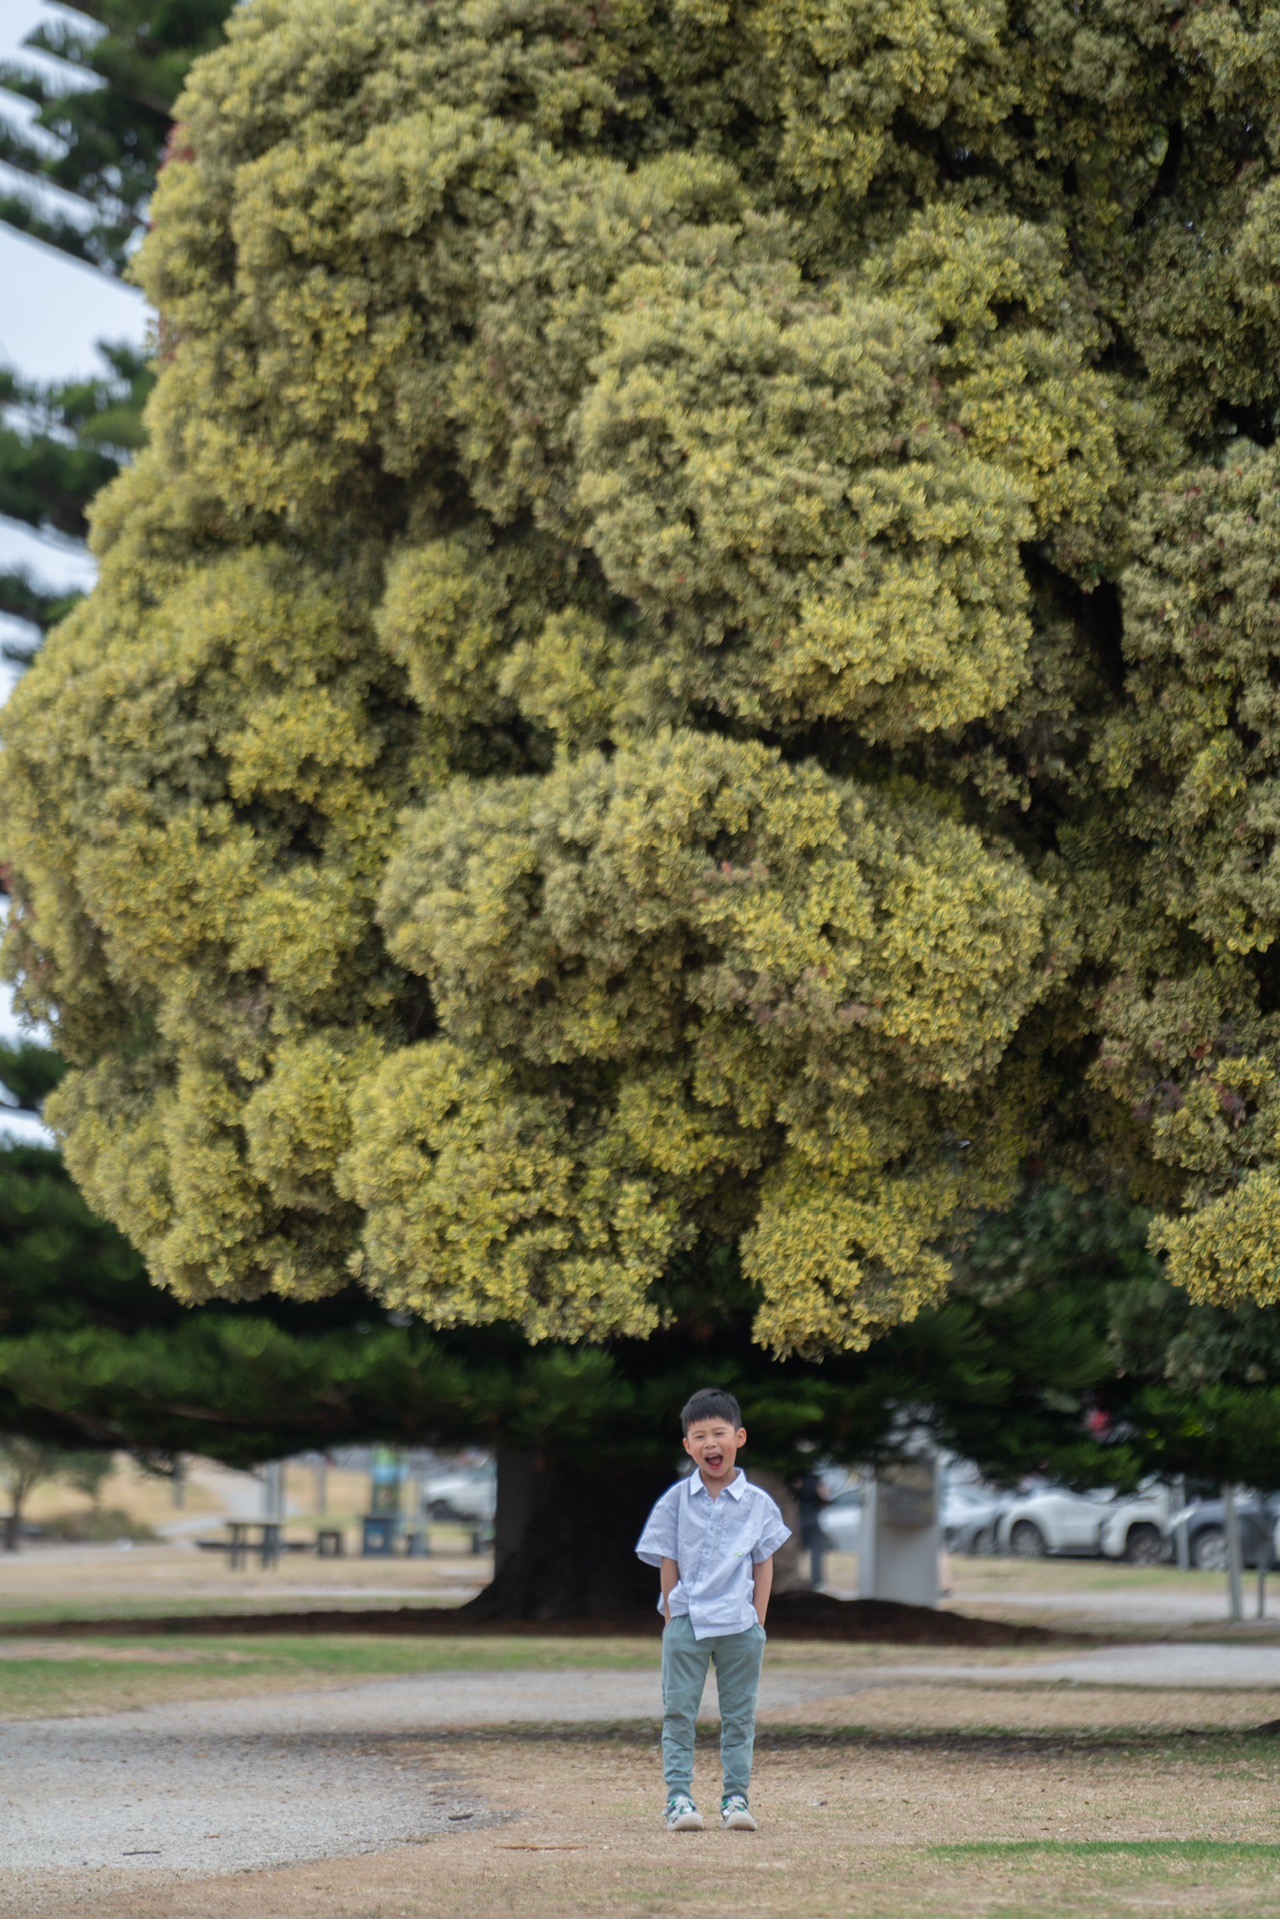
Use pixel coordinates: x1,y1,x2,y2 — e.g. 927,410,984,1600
263,1459,285,1524
1173,1475,1189,1572
1224,1483,1245,1623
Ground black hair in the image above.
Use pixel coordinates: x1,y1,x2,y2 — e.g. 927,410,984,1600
681,1387,743,1433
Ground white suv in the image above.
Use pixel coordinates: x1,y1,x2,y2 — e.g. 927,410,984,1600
997,1482,1171,1563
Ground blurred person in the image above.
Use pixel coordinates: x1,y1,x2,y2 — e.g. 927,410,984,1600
790,1467,831,1591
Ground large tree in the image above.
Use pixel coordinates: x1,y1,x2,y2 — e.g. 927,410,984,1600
4,1,1280,1388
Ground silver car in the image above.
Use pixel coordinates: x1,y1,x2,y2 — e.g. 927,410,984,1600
423,1463,496,1524
943,1483,1009,1555
999,1483,1171,1562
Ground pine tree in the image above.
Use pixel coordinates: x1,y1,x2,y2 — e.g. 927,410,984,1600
0,2,227,274
958,1184,1280,1496
0,3,231,638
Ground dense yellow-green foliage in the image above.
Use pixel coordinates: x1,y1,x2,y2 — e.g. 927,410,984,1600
7,0,1280,1352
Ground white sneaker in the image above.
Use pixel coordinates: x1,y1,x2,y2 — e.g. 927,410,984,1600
722,1794,757,1831
665,1793,705,1832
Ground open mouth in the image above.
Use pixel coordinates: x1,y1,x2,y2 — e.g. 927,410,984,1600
704,1453,724,1471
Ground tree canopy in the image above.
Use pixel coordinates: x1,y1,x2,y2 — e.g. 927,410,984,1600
6,0,1280,1358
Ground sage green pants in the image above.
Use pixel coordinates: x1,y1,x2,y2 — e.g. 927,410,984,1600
661,1614,766,1800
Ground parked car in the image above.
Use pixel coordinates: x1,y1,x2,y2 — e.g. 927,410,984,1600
423,1463,496,1524
1168,1497,1280,1572
1095,1489,1175,1565
942,1483,1010,1556
818,1485,863,1554
996,1482,1172,1561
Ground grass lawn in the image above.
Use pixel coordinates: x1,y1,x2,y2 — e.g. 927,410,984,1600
0,1632,670,1718
0,1630,1082,1720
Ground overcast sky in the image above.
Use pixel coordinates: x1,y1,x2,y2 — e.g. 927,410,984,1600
0,0,137,1126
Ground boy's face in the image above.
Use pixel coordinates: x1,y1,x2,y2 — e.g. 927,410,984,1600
683,1418,747,1484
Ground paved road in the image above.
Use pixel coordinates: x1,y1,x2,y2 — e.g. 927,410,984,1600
925,1642,1280,1690
955,1585,1280,1627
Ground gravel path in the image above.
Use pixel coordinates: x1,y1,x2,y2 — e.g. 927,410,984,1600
1,1715,489,1895
1,1702,492,1901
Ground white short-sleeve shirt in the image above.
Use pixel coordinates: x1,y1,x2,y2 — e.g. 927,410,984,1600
635,1469,791,1639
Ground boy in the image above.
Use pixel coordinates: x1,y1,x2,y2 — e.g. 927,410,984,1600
635,1387,790,1833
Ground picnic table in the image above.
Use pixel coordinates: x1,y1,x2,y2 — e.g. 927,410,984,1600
225,1519,283,1570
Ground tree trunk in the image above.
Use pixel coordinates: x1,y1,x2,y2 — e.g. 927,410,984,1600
3,1480,28,1552
463,1448,662,1620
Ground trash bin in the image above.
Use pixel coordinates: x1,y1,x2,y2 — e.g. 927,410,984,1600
361,1514,400,1556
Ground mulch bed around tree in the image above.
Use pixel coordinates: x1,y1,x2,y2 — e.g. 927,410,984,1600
0,1594,1088,1646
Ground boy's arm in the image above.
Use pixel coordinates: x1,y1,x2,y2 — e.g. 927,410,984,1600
660,1556,679,1623
752,1554,774,1629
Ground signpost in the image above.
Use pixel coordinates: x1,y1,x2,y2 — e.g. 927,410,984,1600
859,1454,941,1609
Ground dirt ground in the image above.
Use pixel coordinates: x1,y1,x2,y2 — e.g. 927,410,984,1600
46,1722,1280,1919
20,1457,441,1539
0,1537,494,1625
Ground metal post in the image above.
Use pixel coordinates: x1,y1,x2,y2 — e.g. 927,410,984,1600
858,1470,879,1600
1224,1483,1245,1622
263,1459,285,1524
405,1463,431,1554
1258,1500,1273,1621
313,1456,328,1516
1173,1475,1189,1572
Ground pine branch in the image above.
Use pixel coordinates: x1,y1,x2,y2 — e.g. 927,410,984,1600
0,187,132,274
0,347,152,541
0,570,83,637
0,428,118,539
0,1,232,270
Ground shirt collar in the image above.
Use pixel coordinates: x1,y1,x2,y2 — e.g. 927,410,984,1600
687,1468,748,1501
